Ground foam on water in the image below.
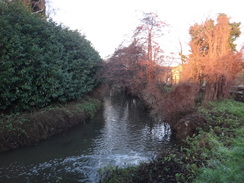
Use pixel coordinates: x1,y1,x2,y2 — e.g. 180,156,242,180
0,151,152,182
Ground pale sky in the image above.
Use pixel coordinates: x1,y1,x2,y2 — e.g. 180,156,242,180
47,0,244,62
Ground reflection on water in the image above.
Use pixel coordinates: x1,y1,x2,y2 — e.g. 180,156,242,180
0,91,174,183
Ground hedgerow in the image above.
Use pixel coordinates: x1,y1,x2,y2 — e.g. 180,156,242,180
0,1,101,113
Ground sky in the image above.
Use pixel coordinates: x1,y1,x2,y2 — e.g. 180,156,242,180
47,0,244,63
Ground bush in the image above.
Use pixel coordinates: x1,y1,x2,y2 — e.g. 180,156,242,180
0,1,101,113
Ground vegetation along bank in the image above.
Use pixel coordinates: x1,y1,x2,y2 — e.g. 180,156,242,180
1,1,243,182
101,12,244,182
0,1,103,152
100,99,244,183
0,95,102,153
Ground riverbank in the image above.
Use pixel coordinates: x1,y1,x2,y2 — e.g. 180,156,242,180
99,99,244,183
0,85,106,153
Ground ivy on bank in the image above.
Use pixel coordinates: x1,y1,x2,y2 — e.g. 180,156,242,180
0,1,102,113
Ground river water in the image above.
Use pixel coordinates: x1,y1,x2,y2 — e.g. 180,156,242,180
0,91,174,183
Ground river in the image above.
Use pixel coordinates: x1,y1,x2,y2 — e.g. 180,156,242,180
0,91,174,183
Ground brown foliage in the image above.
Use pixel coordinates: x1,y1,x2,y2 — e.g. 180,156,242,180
133,12,168,83
175,113,206,139
181,14,242,101
161,83,200,128
103,12,170,98
140,82,164,116
203,52,242,100
102,40,148,94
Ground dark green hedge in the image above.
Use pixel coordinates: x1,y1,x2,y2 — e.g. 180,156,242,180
0,1,102,113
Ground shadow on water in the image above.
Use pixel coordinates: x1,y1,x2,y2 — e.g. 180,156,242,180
0,91,175,183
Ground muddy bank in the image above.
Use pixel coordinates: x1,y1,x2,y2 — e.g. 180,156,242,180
0,85,106,153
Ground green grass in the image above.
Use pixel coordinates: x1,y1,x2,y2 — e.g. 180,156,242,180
75,97,101,118
199,100,244,119
188,100,244,183
192,129,244,183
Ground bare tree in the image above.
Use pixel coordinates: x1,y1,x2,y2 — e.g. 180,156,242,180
133,12,168,83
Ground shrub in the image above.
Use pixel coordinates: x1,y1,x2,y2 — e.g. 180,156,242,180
0,1,101,113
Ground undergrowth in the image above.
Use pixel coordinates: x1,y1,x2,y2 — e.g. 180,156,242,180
188,100,244,183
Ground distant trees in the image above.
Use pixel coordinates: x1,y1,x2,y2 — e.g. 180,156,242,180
103,12,170,97
0,2,101,113
103,40,147,95
181,14,242,100
102,11,243,138
133,12,168,84
103,12,243,141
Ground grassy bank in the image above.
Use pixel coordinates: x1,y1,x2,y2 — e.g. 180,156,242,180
99,99,244,183
187,100,244,183
0,97,101,153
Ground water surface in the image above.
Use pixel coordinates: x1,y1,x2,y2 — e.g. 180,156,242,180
0,91,173,182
